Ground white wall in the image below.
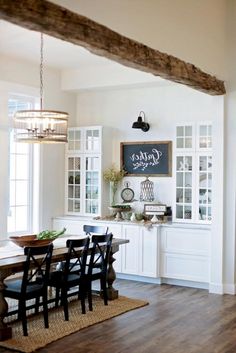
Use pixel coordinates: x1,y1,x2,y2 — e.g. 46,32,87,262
0,55,77,234
75,83,222,210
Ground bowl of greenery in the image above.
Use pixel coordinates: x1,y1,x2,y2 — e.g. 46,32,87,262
9,228,66,248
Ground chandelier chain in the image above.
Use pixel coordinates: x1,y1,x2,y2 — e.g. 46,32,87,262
40,33,44,110
13,32,68,143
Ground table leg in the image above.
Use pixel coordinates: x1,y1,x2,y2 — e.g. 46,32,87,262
107,247,118,300
0,270,12,341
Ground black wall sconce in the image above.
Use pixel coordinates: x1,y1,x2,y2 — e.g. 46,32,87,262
132,111,150,132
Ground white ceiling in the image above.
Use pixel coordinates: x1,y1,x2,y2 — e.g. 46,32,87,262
0,20,168,90
0,20,114,69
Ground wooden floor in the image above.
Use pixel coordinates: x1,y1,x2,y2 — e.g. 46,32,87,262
1,279,236,353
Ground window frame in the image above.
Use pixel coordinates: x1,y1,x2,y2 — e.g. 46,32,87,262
7,94,36,235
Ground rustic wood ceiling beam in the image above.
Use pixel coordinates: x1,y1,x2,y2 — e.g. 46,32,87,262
0,0,226,95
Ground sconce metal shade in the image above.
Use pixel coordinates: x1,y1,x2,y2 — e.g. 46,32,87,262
132,111,150,132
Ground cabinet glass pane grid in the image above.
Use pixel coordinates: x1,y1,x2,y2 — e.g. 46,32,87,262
67,156,81,213
176,156,193,220
85,156,99,214
85,129,100,152
68,129,81,151
198,155,212,221
199,124,212,149
176,125,193,149
66,127,102,216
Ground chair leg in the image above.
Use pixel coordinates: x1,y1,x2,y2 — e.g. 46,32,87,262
35,297,40,314
79,284,86,314
55,287,60,308
88,281,93,311
19,300,28,336
101,276,108,305
43,293,49,329
61,288,69,321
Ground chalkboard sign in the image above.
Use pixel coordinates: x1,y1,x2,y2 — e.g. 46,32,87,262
120,141,172,176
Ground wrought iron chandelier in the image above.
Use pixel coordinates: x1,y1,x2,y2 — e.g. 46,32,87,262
14,34,68,143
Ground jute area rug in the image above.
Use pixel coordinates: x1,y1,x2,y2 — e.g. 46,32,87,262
0,296,148,353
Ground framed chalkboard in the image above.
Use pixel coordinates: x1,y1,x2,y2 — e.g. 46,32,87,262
120,141,172,176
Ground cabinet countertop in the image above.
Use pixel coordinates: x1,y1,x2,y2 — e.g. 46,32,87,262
53,215,211,231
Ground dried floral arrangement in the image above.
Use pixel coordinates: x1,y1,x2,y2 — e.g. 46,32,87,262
103,165,126,183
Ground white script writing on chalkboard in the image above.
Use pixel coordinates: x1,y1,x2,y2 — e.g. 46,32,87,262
130,148,163,171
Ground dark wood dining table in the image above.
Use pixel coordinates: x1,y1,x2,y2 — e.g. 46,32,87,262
0,236,129,341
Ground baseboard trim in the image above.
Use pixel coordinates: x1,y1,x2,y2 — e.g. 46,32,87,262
223,284,236,295
116,274,208,289
160,278,209,290
117,275,236,295
209,283,224,294
116,273,161,284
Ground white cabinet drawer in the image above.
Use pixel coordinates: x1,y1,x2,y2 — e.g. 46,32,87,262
161,227,210,256
161,253,210,282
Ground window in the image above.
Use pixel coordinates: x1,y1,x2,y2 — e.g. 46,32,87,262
7,96,36,234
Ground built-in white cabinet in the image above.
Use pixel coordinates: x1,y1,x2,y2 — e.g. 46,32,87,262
52,218,159,278
52,217,210,286
174,122,212,224
66,126,111,217
160,226,210,283
109,224,159,278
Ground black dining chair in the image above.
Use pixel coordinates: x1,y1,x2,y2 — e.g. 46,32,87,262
4,244,53,336
83,224,109,236
48,237,90,321
87,233,113,311
55,226,108,272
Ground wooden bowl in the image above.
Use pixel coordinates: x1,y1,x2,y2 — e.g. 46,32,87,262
9,234,56,248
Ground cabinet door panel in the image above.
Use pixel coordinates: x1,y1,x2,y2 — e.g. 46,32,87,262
139,227,159,277
65,127,102,217
121,225,139,275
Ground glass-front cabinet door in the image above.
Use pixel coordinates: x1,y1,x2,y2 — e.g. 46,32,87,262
66,156,81,213
84,127,101,153
197,154,212,222
174,122,212,224
197,123,212,150
68,128,82,153
65,126,102,216
176,124,194,150
85,156,100,215
175,155,194,221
